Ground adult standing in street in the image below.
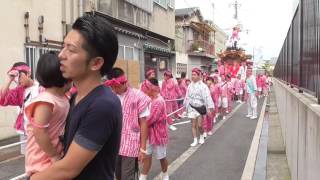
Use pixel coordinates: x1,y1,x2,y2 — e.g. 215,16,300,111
245,67,258,119
184,68,214,147
106,67,151,180
0,62,40,154
161,70,181,131
31,14,122,180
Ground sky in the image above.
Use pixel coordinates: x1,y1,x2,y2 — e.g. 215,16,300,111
176,0,297,61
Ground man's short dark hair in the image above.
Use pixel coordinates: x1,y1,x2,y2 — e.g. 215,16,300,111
36,52,69,88
72,14,119,76
148,78,159,86
107,67,125,79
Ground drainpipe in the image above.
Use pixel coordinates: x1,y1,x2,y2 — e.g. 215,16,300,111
79,0,84,16
61,0,66,39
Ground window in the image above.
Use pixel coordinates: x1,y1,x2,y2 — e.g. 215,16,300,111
125,47,134,60
154,0,167,9
118,45,139,61
118,45,125,59
176,63,187,75
25,45,61,78
98,0,113,15
168,0,174,9
133,48,140,61
119,0,134,24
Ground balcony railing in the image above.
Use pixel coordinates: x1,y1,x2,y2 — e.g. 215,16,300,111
187,40,215,56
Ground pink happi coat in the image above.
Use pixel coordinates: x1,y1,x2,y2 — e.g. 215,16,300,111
179,78,188,98
260,75,267,88
202,84,218,132
161,78,181,122
220,81,228,98
211,83,221,113
233,78,241,95
218,65,225,75
227,81,234,112
119,88,151,157
256,76,262,89
147,95,168,145
0,86,25,132
203,111,214,132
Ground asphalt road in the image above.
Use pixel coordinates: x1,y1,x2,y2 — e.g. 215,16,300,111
0,98,265,180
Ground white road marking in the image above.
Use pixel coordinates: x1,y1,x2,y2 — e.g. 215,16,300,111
153,102,244,180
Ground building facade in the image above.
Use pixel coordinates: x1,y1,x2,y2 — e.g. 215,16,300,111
97,0,175,84
0,0,176,139
175,7,227,78
0,0,80,139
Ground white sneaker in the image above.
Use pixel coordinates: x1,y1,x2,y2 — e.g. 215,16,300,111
246,114,252,118
207,131,213,136
169,125,177,131
162,173,169,180
190,138,198,147
199,135,205,144
222,116,226,120
139,174,147,180
250,116,257,120
213,117,217,123
203,132,207,138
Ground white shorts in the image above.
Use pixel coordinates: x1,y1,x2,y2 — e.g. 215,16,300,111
146,143,167,160
187,110,201,119
258,87,262,92
218,97,228,108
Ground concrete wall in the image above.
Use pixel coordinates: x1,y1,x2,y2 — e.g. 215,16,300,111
150,4,175,39
0,0,71,139
273,78,320,180
215,30,228,55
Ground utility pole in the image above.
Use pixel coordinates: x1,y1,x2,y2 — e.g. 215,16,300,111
231,0,240,20
212,3,215,22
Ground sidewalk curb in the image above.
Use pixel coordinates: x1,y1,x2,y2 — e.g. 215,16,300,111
241,98,268,180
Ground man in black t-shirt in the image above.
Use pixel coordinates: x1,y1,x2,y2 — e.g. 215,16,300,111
31,14,121,180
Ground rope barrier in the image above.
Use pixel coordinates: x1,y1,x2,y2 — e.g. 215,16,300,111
0,140,26,151
166,107,185,117
10,173,27,180
165,98,184,102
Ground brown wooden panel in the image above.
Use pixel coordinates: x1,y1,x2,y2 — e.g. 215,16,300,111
113,59,140,88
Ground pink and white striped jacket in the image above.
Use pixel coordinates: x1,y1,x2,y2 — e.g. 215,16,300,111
147,95,168,146
161,78,181,100
220,81,228,98
119,88,151,157
0,82,41,133
179,78,188,98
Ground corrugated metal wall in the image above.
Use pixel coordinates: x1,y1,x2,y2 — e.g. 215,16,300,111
274,0,320,103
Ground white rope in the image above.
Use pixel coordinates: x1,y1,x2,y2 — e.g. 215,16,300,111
0,140,26,151
10,173,27,180
165,98,184,102
166,107,185,117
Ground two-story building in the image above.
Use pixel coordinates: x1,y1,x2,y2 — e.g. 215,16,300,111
175,7,216,78
0,0,175,139
0,0,81,139
97,0,175,85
